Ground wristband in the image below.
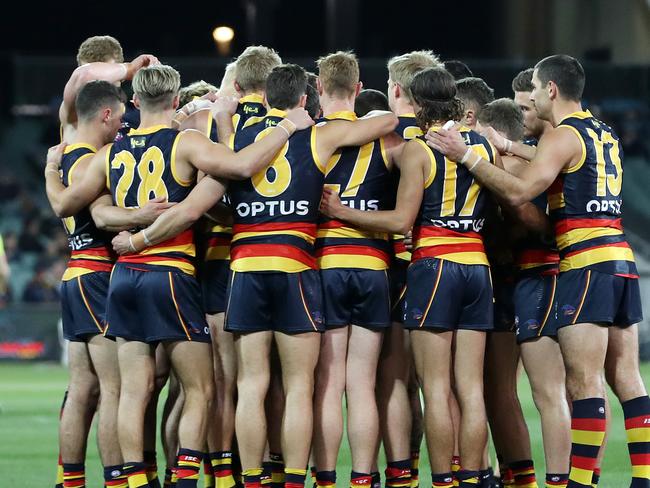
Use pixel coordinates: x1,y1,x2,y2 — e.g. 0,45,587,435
128,235,136,252
280,117,296,132
459,147,473,165
467,153,482,172
45,167,59,176
504,138,513,153
142,229,152,246
120,63,129,80
277,122,292,138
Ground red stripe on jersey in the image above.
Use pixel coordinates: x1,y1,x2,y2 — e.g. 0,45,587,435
555,218,622,233
412,242,486,260
563,240,631,258
230,243,317,269
71,247,112,258
413,226,482,240
315,244,390,263
66,259,113,272
233,222,317,236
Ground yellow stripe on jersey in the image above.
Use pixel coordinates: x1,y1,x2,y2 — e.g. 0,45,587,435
231,230,316,244
63,142,98,154
317,226,388,241
230,256,311,273
556,226,624,251
105,143,114,190
317,254,389,270
559,125,587,174
170,132,193,187
432,252,489,266
560,246,635,272
128,124,169,136
138,243,196,257
62,267,96,281
311,126,326,174
416,236,485,247
68,253,112,261
67,153,95,185
413,138,436,188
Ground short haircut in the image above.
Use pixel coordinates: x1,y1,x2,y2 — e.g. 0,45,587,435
305,84,321,120
305,71,318,90
478,98,524,141
511,68,534,93
132,65,181,111
355,89,390,117
179,80,218,107
443,60,473,80
76,35,124,65
75,80,126,122
535,54,585,102
411,67,464,130
266,64,307,111
317,51,359,99
456,77,495,111
235,45,282,92
387,50,442,103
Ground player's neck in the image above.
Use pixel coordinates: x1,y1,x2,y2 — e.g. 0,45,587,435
392,99,415,116
539,120,554,138
72,124,105,150
550,100,583,127
320,94,355,117
139,109,174,130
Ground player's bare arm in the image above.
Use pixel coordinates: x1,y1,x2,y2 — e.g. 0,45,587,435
480,124,537,161
426,126,579,207
112,176,228,255
44,143,111,217
89,194,175,232
320,139,425,234
178,107,313,180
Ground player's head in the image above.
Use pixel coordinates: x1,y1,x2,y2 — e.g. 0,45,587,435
218,61,239,98
76,35,124,66
456,77,495,128
355,89,390,117
532,54,585,120
477,98,524,142
305,84,321,120
410,67,464,131
443,60,473,80
132,64,181,113
75,80,126,143
387,50,442,111
316,51,361,100
234,45,282,95
512,67,546,138
305,71,318,90
179,80,218,108
266,64,308,111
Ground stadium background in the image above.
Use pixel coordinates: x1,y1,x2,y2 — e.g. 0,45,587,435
0,1,649,485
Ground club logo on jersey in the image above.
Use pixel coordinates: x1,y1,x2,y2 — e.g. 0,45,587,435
561,304,576,317
311,311,324,324
410,308,424,321
235,200,310,217
525,319,539,331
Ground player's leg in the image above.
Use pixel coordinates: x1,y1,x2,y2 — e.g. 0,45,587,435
206,310,238,488
59,340,99,488
408,364,424,488
264,344,285,488
275,330,321,487
161,371,184,487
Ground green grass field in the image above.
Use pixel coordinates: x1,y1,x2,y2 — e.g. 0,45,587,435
0,362,648,487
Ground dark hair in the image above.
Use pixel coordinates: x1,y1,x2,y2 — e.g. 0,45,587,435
266,64,307,110
478,98,524,141
534,54,585,102
511,68,534,93
456,77,495,111
354,89,390,117
411,67,464,130
305,84,321,120
75,80,126,121
443,59,473,80
305,71,318,90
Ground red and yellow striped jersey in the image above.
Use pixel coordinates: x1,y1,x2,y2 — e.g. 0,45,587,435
315,111,393,270
60,143,114,281
549,110,637,277
107,126,196,275
412,126,495,265
228,109,326,272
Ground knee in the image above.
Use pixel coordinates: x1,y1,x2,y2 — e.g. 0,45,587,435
121,374,155,402
565,370,603,399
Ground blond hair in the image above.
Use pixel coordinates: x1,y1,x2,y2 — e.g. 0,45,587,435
387,50,442,103
132,65,181,111
219,62,238,98
76,35,124,66
179,80,218,107
235,46,281,92
317,51,359,99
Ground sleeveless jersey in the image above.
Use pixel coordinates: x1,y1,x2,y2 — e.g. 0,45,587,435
228,108,326,272
412,126,495,265
107,126,196,274
60,143,114,281
548,110,637,276
315,111,393,270
392,114,424,261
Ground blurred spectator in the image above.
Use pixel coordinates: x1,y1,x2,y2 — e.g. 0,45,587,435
0,168,21,203
619,109,650,160
2,232,19,262
18,218,46,253
0,234,10,307
22,258,61,302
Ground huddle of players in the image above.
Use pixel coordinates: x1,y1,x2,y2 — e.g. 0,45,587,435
43,34,650,488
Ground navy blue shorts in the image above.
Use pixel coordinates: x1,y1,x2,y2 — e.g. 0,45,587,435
514,274,558,343
403,258,493,331
389,259,409,323
224,270,325,334
492,266,516,333
555,268,643,329
61,272,110,341
321,268,391,329
200,260,230,314
105,263,210,343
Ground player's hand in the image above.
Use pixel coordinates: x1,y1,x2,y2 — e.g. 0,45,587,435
479,125,511,154
44,142,67,175
135,197,176,226
199,91,219,102
425,127,468,162
403,230,413,252
210,96,239,117
125,54,160,79
112,231,134,255
319,187,346,219
285,107,315,131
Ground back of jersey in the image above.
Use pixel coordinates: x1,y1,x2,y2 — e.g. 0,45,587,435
228,109,326,273
315,111,393,270
412,126,495,265
108,126,196,274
